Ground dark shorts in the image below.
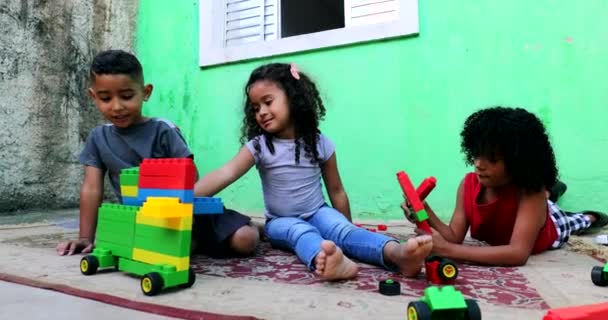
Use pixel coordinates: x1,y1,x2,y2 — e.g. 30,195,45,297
192,208,251,257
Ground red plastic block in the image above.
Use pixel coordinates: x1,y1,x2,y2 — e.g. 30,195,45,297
543,302,608,320
416,177,437,201
355,223,363,227
377,224,387,231
396,171,424,212
138,158,196,190
138,175,194,190
367,228,377,232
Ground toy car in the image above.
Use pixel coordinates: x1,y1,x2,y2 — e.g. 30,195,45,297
591,263,608,286
425,255,459,285
407,286,481,320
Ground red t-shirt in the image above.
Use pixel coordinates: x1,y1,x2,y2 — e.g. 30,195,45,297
463,172,557,254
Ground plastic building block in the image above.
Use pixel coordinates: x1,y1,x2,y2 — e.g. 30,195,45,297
396,171,435,234
591,263,608,286
138,188,194,203
543,302,608,320
379,278,401,296
120,185,138,197
139,175,195,190
139,158,196,186
378,224,388,231
193,197,224,214
367,228,377,232
425,255,459,285
415,177,437,201
355,223,363,227
122,196,143,206
119,167,140,186
407,286,481,320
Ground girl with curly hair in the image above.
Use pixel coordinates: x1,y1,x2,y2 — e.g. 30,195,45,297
195,63,433,280
403,106,608,266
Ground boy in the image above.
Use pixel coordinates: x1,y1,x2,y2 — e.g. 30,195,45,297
56,50,259,257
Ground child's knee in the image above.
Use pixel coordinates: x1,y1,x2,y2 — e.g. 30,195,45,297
230,225,260,255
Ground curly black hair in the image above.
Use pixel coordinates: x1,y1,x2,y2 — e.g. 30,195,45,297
240,63,326,165
90,49,144,84
460,106,558,193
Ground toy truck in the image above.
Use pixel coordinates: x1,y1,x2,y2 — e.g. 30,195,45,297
407,286,481,320
79,158,223,296
543,302,608,320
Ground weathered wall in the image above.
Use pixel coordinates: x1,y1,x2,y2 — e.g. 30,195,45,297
0,0,138,212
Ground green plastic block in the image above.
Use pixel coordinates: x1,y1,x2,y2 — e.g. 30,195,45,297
98,203,138,223
134,224,191,257
422,286,467,311
96,240,133,260
90,248,118,268
120,167,140,186
117,258,188,287
415,209,429,222
603,263,608,273
96,220,135,246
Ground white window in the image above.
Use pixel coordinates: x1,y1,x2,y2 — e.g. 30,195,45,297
199,0,419,67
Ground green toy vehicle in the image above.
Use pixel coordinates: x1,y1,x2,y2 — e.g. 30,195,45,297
591,263,608,286
407,286,481,320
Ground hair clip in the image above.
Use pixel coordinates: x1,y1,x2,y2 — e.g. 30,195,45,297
290,63,300,80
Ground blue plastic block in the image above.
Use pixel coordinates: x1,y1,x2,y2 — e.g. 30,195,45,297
193,197,224,215
137,188,194,203
122,196,143,206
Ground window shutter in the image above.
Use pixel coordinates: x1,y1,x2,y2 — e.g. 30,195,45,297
224,0,278,47
344,0,399,27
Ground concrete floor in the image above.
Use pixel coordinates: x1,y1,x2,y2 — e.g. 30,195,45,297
0,281,174,320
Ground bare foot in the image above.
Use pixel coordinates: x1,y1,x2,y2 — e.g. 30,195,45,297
384,235,433,277
314,240,358,281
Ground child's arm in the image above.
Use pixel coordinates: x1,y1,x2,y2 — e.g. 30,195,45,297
56,166,103,255
194,146,255,197
432,190,548,266
321,153,352,222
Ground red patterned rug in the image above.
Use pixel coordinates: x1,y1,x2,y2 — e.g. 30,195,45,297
191,239,549,310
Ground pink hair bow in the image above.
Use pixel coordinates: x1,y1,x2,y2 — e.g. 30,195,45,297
290,63,300,80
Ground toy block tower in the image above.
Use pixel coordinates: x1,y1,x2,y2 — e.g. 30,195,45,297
120,167,141,206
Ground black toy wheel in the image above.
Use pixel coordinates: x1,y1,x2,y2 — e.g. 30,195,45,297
465,299,482,320
141,272,164,296
407,301,431,320
378,278,401,296
438,259,459,281
178,268,196,289
591,266,608,286
80,256,99,275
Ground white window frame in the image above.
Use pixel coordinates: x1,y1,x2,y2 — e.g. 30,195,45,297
199,0,419,67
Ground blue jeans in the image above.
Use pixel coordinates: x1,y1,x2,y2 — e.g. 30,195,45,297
265,206,397,270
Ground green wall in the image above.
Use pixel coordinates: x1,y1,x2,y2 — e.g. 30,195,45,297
136,1,608,220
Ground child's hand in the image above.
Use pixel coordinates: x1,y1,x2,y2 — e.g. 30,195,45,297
400,195,417,224
56,239,94,256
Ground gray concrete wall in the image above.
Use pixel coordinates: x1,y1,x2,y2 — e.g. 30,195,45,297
0,0,138,212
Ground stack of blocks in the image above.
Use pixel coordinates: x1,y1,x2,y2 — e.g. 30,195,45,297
81,158,225,295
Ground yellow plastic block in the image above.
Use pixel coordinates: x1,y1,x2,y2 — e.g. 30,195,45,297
135,197,193,231
139,197,192,218
136,214,193,231
132,248,190,272
120,185,138,197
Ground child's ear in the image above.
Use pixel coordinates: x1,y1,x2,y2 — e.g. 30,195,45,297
143,84,153,101
87,88,96,99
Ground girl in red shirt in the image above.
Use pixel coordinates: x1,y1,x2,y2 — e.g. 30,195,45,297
404,107,608,266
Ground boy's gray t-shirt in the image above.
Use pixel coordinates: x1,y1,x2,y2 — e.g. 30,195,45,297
79,118,193,199
245,134,335,219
